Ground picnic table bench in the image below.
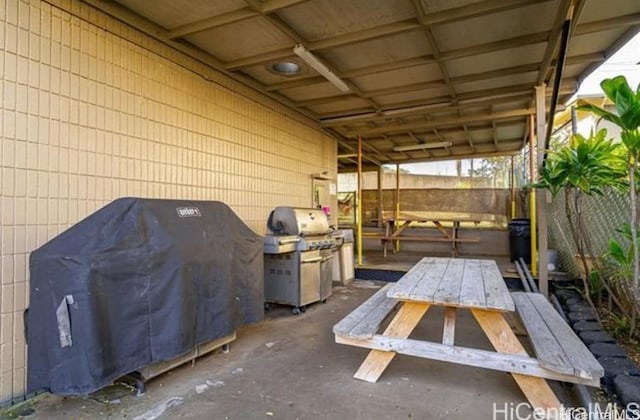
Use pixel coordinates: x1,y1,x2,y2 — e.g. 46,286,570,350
333,257,603,414
381,218,480,257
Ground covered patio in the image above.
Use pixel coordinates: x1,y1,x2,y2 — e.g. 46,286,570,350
82,0,640,295
2,0,640,418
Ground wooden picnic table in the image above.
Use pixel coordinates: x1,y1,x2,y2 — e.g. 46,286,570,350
334,257,603,415
382,218,480,257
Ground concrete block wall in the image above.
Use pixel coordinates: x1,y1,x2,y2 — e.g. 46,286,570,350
0,0,337,404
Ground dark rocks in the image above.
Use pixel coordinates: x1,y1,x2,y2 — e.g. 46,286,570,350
567,310,598,323
573,321,602,332
599,357,640,394
564,296,583,306
613,375,640,407
554,289,581,303
552,289,640,408
599,357,640,378
579,330,615,345
590,342,627,358
566,302,593,313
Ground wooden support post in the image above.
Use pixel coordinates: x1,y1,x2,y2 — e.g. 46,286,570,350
471,309,562,412
510,155,516,219
353,302,429,383
442,307,456,346
394,164,400,252
377,167,383,229
536,85,549,296
357,136,363,266
529,114,537,277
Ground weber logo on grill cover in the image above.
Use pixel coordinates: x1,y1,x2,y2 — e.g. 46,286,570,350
176,207,202,218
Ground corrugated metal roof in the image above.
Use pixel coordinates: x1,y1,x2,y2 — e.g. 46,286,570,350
87,0,640,169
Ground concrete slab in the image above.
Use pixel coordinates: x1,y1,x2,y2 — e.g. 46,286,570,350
26,281,577,419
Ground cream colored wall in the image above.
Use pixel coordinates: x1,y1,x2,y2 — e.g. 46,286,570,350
0,0,337,404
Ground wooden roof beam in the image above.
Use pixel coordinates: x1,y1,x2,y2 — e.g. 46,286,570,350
367,81,576,115
261,0,309,14
335,137,382,166
265,55,435,92
346,108,536,137
535,0,574,85
167,0,309,39
224,19,422,70
320,93,534,127
268,50,600,93
411,0,473,151
382,120,526,142
388,146,522,165
300,62,544,108
168,8,258,39
319,80,576,124
574,13,640,35
310,19,421,50
421,0,553,26
242,1,381,112
225,12,633,71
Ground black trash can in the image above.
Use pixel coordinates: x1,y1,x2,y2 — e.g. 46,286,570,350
508,218,531,263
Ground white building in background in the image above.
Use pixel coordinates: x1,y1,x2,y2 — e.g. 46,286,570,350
575,32,640,98
565,31,640,139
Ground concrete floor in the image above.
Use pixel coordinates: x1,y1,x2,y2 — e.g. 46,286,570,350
22,280,577,420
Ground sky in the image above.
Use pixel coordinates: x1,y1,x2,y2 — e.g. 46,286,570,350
401,31,640,176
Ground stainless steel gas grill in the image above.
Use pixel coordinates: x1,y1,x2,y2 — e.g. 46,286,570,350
263,207,337,314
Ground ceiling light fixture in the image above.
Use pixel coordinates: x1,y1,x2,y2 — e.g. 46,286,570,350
271,61,300,75
293,44,350,93
393,141,452,152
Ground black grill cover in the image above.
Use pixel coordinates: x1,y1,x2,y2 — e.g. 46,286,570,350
27,198,264,395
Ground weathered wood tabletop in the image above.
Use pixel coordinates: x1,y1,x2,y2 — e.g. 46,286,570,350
336,257,574,415
387,257,515,312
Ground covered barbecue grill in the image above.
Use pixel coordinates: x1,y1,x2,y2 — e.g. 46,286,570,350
27,198,264,395
263,207,337,314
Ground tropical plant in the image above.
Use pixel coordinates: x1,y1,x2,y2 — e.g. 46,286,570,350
609,311,632,338
605,223,640,325
535,129,625,309
578,75,640,334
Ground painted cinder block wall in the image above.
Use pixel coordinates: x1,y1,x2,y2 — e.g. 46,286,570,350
0,0,337,404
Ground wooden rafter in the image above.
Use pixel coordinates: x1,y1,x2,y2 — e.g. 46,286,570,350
346,108,535,138
411,0,474,151
535,0,574,85
167,0,309,39
268,50,601,94
168,8,258,39
240,0,381,113
419,0,553,27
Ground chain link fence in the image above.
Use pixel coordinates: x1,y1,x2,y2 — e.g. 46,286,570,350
548,188,630,278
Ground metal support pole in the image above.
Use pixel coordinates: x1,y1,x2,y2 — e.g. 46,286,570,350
536,85,549,297
510,156,516,219
357,136,363,266
395,164,400,252
529,114,538,277
377,167,383,228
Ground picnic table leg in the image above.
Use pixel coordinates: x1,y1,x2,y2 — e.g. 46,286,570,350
383,221,390,257
452,221,459,257
471,309,562,413
353,302,430,383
